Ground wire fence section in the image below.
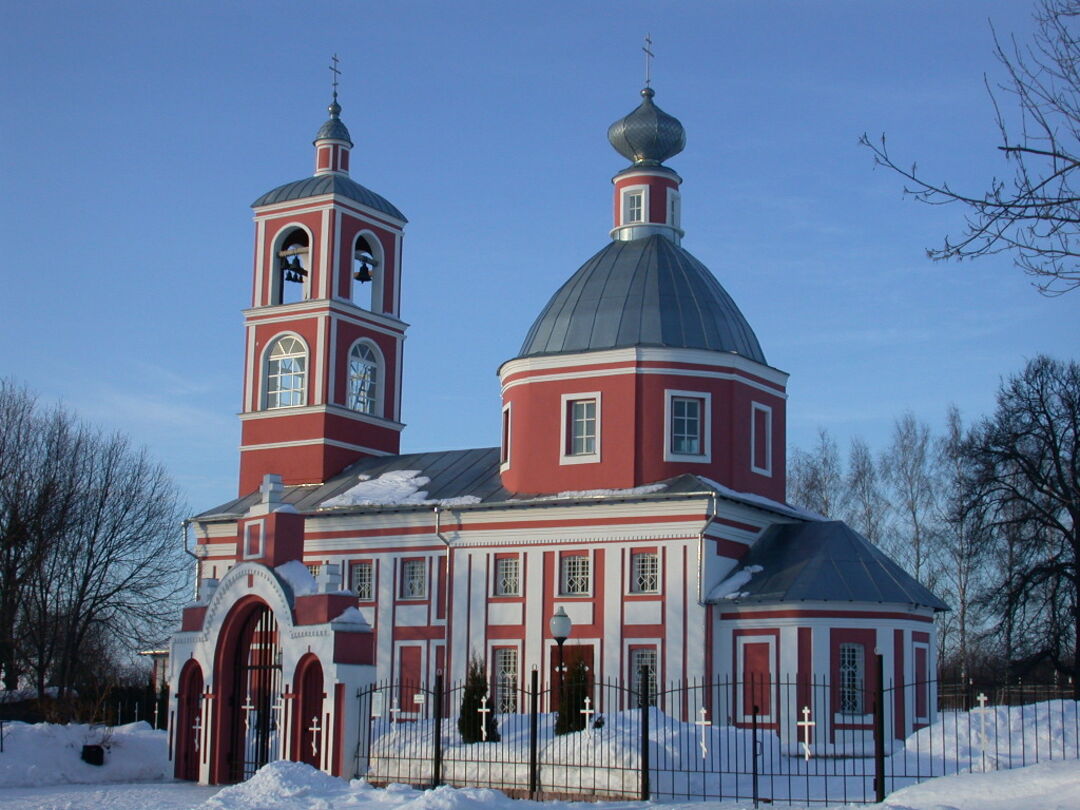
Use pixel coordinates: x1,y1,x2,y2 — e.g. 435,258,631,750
354,669,1079,805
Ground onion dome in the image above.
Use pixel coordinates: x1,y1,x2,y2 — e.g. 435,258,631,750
314,98,353,146
517,234,765,362
607,87,686,167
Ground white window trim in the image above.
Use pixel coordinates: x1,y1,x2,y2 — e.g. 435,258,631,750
489,644,521,714
621,184,649,225
400,558,427,600
500,402,512,472
913,641,931,723
262,332,309,410
351,230,386,315
628,550,661,595
560,391,602,465
663,389,712,463
347,338,384,417
242,520,265,560
272,224,314,306
351,560,374,601
559,552,592,597
751,401,773,477
666,188,681,227
492,555,521,597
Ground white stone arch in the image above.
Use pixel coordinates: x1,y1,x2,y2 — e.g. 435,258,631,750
350,229,385,313
345,337,385,417
261,331,310,410
271,222,315,305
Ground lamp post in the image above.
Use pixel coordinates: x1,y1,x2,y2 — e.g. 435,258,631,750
550,607,572,713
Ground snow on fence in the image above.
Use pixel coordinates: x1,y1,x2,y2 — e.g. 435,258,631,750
354,671,1080,805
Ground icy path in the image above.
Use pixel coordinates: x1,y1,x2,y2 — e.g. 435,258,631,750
0,780,221,810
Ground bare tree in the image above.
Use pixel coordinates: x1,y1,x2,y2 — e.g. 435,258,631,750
842,436,891,546
862,0,1080,295
967,356,1080,689
787,428,843,517
882,413,940,587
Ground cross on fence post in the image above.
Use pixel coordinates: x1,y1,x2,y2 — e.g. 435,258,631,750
976,692,991,771
581,696,596,740
240,694,256,732
192,716,202,752
695,706,711,759
308,715,321,757
478,694,492,741
389,700,401,725
797,705,815,762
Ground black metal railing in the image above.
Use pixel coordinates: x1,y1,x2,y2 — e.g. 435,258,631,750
354,665,1079,805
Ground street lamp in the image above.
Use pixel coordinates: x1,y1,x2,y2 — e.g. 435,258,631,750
550,607,573,710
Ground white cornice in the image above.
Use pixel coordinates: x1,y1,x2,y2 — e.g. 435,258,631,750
238,403,405,430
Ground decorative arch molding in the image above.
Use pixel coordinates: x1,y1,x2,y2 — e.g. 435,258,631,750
345,337,385,417
270,222,316,305
260,332,311,411
350,229,386,314
199,562,296,646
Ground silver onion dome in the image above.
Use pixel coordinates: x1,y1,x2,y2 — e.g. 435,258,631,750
314,98,353,146
607,87,686,166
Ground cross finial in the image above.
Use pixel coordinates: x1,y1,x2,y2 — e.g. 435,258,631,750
329,54,342,104
642,34,654,88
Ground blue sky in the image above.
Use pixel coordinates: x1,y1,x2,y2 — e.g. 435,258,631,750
2,1,1075,512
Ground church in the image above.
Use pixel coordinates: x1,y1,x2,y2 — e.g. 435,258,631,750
166,75,946,785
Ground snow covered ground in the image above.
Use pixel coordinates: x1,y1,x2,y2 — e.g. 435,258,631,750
1,716,1079,809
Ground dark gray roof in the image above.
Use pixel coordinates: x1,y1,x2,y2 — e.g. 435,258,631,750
252,174,406,222
315,117,352,145
713,521,949,611
516,235,766,363
607,87,686,167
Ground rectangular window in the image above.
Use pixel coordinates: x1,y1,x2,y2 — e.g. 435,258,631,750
494,557,520,596
751,402,773,476
568,399,596,455
351,561,374,601
305,563,322,578
667,190,681,227
401,559,427,599
560,554,590,595
839,642,865,715
631,551,659,593
624,190,644,224
630,648,657,706
671,397,703,455
500,404,511,467
494,648,518,713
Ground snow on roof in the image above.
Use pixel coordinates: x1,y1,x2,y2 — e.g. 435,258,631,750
274,560,316,596
697,476,825,521
707,565,763,601
516,483,668,502
319,470,482,509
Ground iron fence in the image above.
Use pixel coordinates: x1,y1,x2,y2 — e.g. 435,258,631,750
354,663,1079,805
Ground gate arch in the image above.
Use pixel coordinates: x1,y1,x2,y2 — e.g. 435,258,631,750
293,653,325,768
211,595,283,783
174,659,204,781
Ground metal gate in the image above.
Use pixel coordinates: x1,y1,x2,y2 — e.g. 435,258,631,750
228,605,282,782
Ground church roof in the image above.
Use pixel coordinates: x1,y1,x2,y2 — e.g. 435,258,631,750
194,449,807,521
515,235,766,362
251,174,406,222
607,87,686,167
709,520,949,611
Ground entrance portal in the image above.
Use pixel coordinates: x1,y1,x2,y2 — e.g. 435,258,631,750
227,603,282,782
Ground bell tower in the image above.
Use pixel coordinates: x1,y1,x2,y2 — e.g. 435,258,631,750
238,67,408,494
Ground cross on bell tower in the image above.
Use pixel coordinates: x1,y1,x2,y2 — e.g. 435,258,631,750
237,61,410,494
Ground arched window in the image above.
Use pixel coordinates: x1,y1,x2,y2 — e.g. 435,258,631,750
265,336,307,409
347,342,379,415
351,233,383,312
274,228,310,305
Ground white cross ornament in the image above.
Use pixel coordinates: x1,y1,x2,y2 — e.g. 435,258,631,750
695,706,711,759
389,700,401,725
581,696,596,740
478,694,492,741
797,705,816,762
975,692,992,771
308,715,321,757
192,716,202,752
240,694,256,731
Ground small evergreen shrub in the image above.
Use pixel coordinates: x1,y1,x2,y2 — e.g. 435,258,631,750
457,655,500,743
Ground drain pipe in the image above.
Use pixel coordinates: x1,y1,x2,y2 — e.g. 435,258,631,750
696,493,717,606
180,518,200,600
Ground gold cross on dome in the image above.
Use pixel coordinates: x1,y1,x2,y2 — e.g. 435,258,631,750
642,34,654,87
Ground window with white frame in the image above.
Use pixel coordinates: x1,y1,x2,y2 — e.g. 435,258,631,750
568,399,596,455
751,402,773,476
623,189,644,224
305,563,322,578
560,554,590,595
631,551,659,593
667,190,681,228
500,404,511,467
494,557,520,596
348,342,379,415
265,336,307,409
839,643,865,714
401,559,427,599
351,561,374,600
494,648,518,713
664,390,711,462
631,648,657,706
671,397,703,455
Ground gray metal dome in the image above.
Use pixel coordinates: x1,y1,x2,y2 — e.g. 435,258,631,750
517,235,765,362
252,174,406,221
607,88,686,167
314,100,353,146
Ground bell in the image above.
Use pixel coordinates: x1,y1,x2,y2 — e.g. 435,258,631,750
353,261,372,283
284,255,308,283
